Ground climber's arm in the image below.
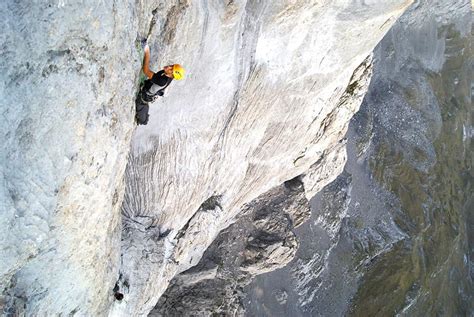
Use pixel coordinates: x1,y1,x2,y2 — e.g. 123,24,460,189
142,45,155,80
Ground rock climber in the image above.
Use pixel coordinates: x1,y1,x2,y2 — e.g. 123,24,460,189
135,43,185,125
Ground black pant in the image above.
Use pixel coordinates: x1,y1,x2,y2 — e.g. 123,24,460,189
135,96,149,125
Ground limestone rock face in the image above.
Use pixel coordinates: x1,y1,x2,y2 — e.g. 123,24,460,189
117,2,411,315
1,0,413,315
245,1,473,315
0,1,157,314
150,52,372,313
151,177,310,316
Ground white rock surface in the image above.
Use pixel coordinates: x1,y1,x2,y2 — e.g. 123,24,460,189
119,1,412,316
244,1,472,315
0,0,413,315
0,1,156,314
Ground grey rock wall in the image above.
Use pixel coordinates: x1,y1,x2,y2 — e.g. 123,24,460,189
0,0,157,314
149,52,374,316
1,0,414,315
151,177,309,316
245,1,473,315
116,2,410,315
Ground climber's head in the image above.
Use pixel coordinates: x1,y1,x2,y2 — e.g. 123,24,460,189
164,64,185,80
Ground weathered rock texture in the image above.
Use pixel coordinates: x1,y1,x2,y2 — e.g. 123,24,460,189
151,177,309,316
245,1,473,316
117,2,411,315
1,0,413,315
0,1,153,315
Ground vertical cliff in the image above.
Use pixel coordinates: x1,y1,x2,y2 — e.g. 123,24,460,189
0,1,148,314
1,0,415,315
116,1,412,315
245,1,473,315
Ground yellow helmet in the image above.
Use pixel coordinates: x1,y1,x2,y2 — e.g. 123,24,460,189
172,64,185,80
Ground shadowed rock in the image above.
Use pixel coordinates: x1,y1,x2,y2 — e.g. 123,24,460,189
151,177,310,316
